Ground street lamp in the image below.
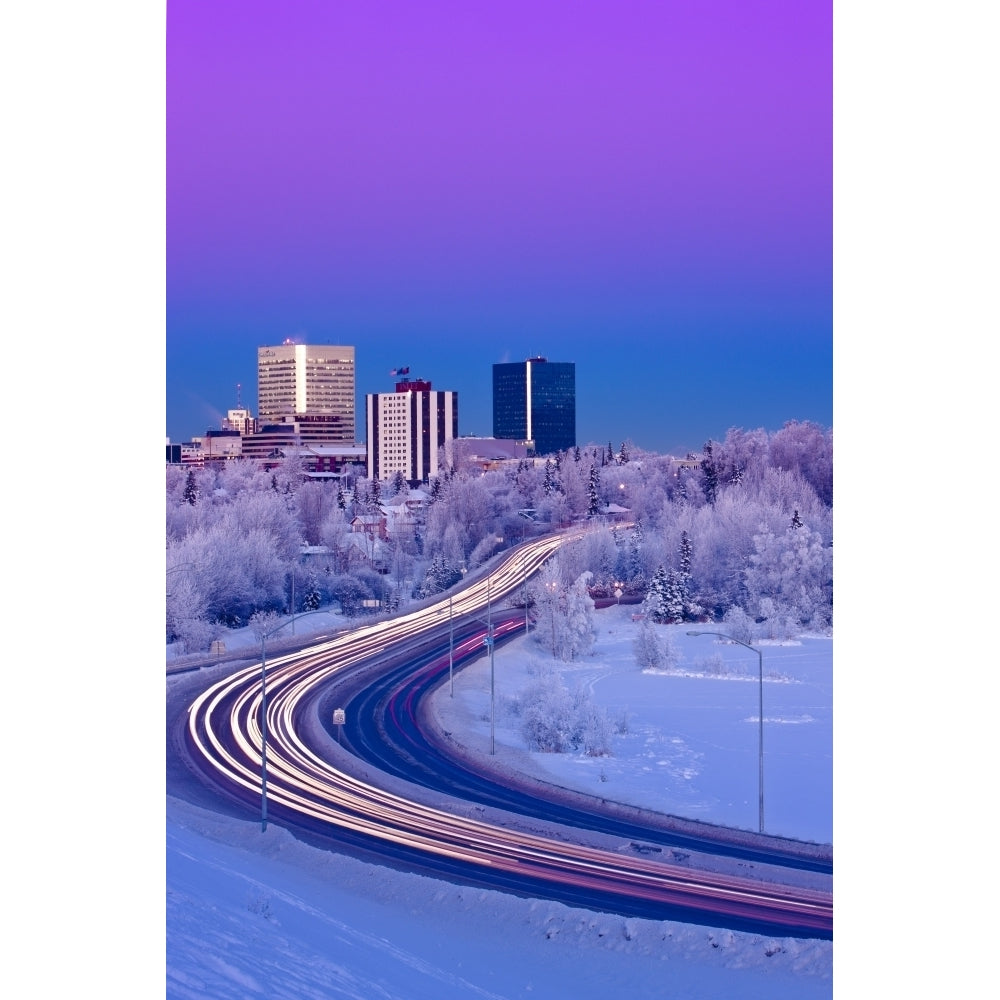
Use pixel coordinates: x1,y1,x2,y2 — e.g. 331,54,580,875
258,609,330,832
687,630,765,834
466,573,498,754
487,574,496,755
448,566,468,698
522,554,530,634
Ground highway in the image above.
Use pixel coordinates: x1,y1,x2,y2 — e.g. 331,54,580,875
179,532,833,939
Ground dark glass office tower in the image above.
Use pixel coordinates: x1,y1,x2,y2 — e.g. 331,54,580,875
492,357,576,457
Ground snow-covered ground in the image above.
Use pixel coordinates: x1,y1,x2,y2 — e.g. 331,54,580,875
166,602,834,997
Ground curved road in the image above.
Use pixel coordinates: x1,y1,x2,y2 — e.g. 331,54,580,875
325,614,832,876
178,534,833,939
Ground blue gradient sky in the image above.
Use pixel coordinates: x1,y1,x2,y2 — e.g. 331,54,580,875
167,0,831,455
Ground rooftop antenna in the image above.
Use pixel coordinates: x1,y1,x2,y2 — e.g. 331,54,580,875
236,383,242,408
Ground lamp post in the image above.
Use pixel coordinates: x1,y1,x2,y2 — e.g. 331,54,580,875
487,574,495,755
258,609,330,832
522,554,529,634
687,630,765,834
448,566,467,698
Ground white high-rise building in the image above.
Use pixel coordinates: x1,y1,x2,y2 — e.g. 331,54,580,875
257,341,355,444
366,377,458,484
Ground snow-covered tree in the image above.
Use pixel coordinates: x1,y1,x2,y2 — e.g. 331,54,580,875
295,480,328,546
700,441,719,506
769,420,833,507
643,565,671,623
744,521,832,630
633,618,665,671
721,606,756,645
518,671,610,755
587,464,601,516
562,571,597,661
183,469,198,506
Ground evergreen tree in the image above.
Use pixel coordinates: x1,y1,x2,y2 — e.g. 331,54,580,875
626,522,643,580
643,565,671,623
303,582,321,611
607,441,615,464
619,441,630,465
663,571,685,622
392,469,407,495
336,483,346,510
183,469,198,506
543,460,554,495
574,446,581,462
678,529,696,620
633,619,665,671
587,465,601,516
791,509,803,529
700,441,719,506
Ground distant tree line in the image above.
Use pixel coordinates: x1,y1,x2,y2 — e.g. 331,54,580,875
166,421,832,653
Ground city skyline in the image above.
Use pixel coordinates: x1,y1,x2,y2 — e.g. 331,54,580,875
167,1,832,456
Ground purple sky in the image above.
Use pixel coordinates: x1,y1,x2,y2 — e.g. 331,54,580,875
167,0,831,454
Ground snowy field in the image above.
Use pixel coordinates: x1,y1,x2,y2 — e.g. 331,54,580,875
431,603,832,845
166,602,834,998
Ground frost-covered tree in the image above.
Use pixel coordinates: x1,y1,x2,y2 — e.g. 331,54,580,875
295,481,328,545
721,606,757,645
633,618,665,671
769,420,833,507
519,671,610,755
587,464,601,516
302,579,322,611
326,574,372,616
634,621,681,672
249,609,281,644
663,571,685,622
744,521,832,630
183,469,198,506
419,554,465,597
676,530,700,621
643,565,671,623
520,674,576,752
700,441,719,506
533,559,566,658
562,571,597,661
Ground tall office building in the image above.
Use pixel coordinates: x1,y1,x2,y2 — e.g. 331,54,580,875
492,356,575,456
366,377,458,484
257,341,356,444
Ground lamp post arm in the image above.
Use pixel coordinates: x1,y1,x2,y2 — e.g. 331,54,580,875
687,629,765,834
